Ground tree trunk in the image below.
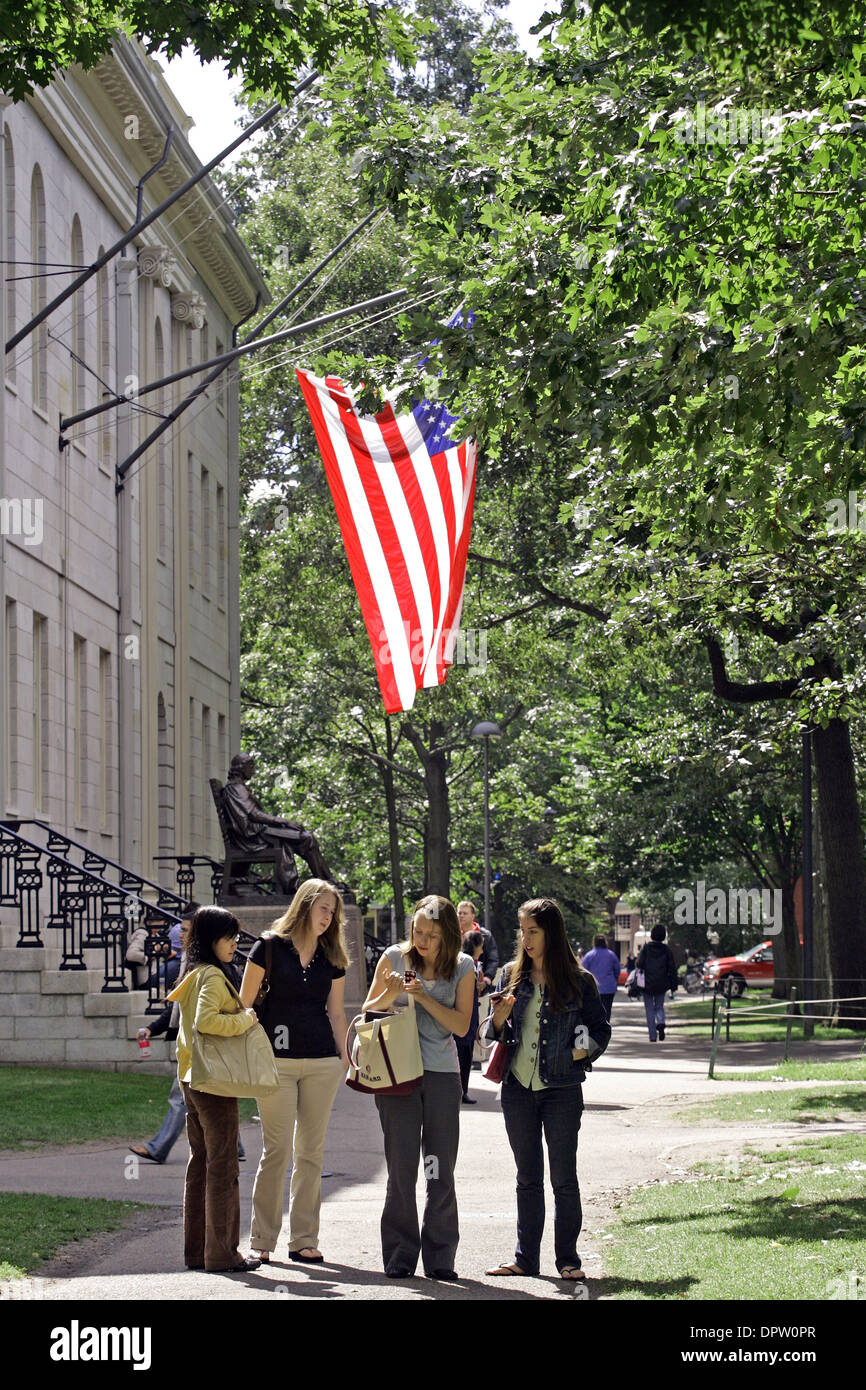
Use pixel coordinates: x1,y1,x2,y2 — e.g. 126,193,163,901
813,807,834,1019
424,724,450,896
492,874,506,963
811,718,866,1026
381,718,405,934
772,876,802,1001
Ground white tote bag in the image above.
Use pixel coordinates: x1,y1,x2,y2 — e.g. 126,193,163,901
345,1008,423,1095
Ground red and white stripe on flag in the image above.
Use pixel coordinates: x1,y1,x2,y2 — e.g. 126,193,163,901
296,369,477,713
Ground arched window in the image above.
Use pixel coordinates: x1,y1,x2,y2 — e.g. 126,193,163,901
70,215,85,429
30,166,47,410
4,128,16,381
96,251,112,468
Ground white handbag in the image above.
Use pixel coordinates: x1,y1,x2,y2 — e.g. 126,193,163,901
345,1009,423,1095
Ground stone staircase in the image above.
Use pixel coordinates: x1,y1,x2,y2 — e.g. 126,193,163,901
0,918,173,1074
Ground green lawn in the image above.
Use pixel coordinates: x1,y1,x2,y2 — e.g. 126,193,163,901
0,1066,258,1150
669,997,864,1043
0,1192,146,1279
679,1084,866,1126
716,1059,866,1083
601,1134,866,1300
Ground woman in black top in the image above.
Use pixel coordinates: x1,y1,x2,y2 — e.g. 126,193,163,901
240,879,349,1264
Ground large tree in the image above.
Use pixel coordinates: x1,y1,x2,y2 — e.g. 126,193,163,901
325,4,866,1015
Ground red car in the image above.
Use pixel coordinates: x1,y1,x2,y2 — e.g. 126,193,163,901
702,941,774,996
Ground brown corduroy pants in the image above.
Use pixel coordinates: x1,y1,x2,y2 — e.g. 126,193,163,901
182,1083,242,1271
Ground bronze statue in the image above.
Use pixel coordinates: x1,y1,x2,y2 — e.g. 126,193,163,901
222,753,332,896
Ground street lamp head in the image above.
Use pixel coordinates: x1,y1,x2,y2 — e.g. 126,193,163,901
471,720,502,740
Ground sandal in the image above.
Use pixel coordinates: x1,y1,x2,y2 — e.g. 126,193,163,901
487,1262,528,1276
559,1265,586,1281
289,1248,324,1263
250,1251,270,1263
128,1145,161,1163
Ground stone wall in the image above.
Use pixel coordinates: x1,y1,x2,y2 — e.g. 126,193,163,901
0,918,172,1073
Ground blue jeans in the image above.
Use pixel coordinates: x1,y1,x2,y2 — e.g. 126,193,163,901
145,1075,188,1162
145,1075,246,1163
500,1074,583,1275
643,991,667,1040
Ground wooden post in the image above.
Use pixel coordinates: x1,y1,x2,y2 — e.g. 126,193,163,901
709,1004,724,1079
785,986,798,1063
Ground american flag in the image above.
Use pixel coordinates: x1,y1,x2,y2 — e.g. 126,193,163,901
296,367,477,713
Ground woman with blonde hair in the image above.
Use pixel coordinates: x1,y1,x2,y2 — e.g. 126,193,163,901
239,878,349,1264
363,895,475,1280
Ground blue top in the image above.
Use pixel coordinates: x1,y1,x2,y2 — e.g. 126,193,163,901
384,944,475,1074
582,947,622,994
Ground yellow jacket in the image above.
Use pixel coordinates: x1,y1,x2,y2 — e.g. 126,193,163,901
167,964,256,1085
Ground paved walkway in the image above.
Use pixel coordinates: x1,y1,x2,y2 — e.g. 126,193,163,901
1,1007,862,1301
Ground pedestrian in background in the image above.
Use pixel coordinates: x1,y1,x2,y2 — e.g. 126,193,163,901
457,900,499,991
456,929,485,1104
582,934,622,1022
637,924,678,1041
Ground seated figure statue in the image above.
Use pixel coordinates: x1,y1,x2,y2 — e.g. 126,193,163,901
221,753,332,896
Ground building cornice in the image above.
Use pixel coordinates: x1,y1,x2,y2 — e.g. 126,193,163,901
20,38,268,323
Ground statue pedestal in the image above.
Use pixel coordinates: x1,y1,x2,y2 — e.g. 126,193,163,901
233,899,367,1014
232,905,285,939
341,903,367,1014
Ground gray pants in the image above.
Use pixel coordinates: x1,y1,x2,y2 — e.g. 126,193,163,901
375,1069,462,1275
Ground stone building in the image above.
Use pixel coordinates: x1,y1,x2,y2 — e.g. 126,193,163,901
0,37,267,879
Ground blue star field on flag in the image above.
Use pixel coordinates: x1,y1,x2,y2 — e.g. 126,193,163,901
412,308,473,456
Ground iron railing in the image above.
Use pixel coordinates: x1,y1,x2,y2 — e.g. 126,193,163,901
152,853,224,904
23,819,191,914
0,821,182,1013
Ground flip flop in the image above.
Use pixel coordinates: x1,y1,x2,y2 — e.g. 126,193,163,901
128,1145,160,1163
487,1262,528,1276
559,1265,586,1281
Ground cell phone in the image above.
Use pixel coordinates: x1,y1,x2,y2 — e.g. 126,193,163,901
403,970,417,984
490,989,510,1003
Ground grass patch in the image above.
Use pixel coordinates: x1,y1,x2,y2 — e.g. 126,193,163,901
601,1133,866,1300
0,1192,145,1278
669,997,864,1043
716,1059,866,1083
679,1084,866,1126
0,1066,258,1150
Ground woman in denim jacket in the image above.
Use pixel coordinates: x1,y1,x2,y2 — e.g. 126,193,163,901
486,897,611,1283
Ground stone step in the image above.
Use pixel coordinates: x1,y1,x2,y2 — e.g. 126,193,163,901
0,1037,148,1065
41,969,106,995
0,946,63,971
0,922,124,956
83,990,149,1018
9,1014,128,1041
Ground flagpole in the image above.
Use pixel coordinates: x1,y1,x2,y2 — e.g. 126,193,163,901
60,210,383,437
113,287,414,486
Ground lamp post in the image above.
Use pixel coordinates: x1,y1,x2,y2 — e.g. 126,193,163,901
471,720,502,933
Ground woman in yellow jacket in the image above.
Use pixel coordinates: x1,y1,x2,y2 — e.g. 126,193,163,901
167,906,262,1273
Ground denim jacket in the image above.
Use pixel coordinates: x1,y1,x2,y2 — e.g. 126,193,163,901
490,963,611,1088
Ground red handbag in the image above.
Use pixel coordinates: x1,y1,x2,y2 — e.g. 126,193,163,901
483,1040,508,1083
